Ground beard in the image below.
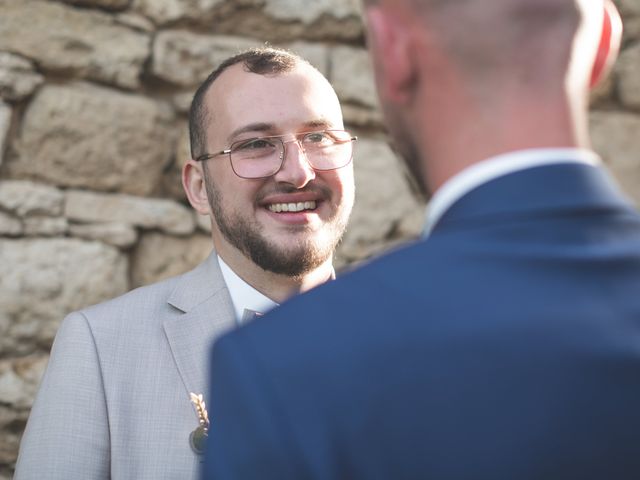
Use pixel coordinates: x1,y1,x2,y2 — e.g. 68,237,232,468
203,169,350,278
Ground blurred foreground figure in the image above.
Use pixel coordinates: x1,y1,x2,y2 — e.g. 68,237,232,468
203,1,640,479
14,47,355,479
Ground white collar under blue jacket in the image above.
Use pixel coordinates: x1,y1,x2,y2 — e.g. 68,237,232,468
217,255,278,324
423,148,602,236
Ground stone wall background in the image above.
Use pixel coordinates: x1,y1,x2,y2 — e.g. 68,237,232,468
0,0,638,476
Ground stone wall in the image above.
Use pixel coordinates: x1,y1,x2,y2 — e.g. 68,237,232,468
0,0,638,476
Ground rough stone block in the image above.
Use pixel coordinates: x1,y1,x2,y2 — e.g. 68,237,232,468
590,111,640,206
131,232,213,287
0,427,21,472
152,31,260,87
0,53,44,102
0,0,150,89
0,211,21,236
252,0,363,42
161,125,190,202
69,222,138,248
0,238,128,356
330,46,379,108
65,190,196,235
132,0,226,25
338,137,424,263
196,213,211,233
264,0,361,24
284,41,330,76
0,404,28,430
172,90,194,114
0,102,9,166
59,0,131,10
617,42,640,110
22,216,69,236
342,104,384,129
0,355,48,409
114,11,155,32
0,180,64,217
6,83,175,196
589,73,615,106
618,0,640,16
621,16,640,45
0,402,28,476
175,125,191,170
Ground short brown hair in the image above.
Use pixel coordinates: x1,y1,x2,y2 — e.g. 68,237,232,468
188,47,303,159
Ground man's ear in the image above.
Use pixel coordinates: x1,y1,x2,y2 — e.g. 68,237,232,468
365,6,416,103
590,0,623,89
182,159,211,216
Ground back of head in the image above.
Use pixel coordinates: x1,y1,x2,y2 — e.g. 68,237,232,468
363,0,613,192
408,0,595,99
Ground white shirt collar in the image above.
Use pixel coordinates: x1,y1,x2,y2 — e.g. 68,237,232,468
217,255,279,324
423,148,602,236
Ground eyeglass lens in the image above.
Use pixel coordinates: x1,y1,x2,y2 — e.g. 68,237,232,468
229,130,354,179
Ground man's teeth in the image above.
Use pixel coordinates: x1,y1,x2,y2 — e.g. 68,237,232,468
268,201,317,213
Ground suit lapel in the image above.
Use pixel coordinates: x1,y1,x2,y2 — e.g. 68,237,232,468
163,254,236,400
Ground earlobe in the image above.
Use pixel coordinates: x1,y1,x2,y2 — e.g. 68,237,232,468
590,0,623,89
365,7,416,104
182,160,211,215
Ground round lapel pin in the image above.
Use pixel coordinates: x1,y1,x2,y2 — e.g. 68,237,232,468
189,392,210,455
190,424,208,455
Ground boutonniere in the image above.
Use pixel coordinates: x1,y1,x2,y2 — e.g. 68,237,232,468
189,392,210,455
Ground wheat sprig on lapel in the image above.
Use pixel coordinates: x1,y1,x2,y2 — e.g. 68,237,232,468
189,393,210,428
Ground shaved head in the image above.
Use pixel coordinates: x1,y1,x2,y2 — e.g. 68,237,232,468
362,0,608,192
410,0,581,82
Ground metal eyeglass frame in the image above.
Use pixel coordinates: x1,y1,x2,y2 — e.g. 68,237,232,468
194,129,357,179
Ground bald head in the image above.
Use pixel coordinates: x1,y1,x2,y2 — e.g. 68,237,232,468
425,0,587,86
363,0,610,193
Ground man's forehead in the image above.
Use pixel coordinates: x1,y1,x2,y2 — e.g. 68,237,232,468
205,62,342,135
208,62,327,98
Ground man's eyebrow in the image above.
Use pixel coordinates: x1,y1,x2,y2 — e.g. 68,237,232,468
226,119,337,144
302,119,333,130
227,123,274,144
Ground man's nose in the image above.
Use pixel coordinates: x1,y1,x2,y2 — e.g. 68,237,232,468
273,140,316,188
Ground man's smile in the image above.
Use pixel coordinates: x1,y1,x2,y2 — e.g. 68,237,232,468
267,201,317,213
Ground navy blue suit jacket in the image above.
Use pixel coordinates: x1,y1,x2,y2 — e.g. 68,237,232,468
203,163,640,479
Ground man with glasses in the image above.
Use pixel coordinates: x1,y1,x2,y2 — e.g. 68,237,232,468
15,47,355,479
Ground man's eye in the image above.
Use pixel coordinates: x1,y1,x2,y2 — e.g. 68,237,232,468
236,139,275,151
303,132,333,144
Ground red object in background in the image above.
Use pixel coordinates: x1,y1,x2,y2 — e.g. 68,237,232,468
590,0,623,89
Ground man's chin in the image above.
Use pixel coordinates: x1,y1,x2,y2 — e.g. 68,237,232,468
248,237,334,278
254,251,329,278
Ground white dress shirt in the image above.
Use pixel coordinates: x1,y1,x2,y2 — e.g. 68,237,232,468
423,148,602,236
217,255,278,324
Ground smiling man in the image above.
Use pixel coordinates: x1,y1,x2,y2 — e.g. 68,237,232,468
14,47,355,480
184,50,355,306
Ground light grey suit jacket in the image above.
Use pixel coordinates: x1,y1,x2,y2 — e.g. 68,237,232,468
15,253,236,479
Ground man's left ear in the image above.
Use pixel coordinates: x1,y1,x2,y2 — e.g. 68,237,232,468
365,6,416,103
590,0,623,89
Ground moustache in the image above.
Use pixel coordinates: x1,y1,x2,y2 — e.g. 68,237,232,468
255,183,332,203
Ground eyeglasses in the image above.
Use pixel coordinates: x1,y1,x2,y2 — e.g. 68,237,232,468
195,129,357,179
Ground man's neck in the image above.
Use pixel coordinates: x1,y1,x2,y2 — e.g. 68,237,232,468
216,244,334,304
417,83,586,194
